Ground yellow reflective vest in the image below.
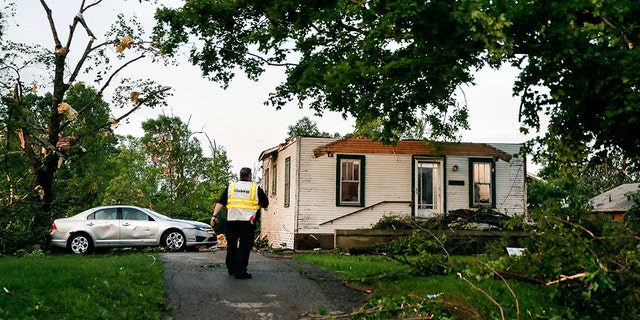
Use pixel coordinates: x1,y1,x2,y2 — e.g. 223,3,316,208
226,181,261,221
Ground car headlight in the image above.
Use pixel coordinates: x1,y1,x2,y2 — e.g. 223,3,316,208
194,225,210,231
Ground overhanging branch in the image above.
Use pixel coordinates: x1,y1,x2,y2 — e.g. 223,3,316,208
60,54,147,132
74,85,172,140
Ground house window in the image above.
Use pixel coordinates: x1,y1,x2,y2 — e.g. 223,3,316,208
336,155,365,206
271,163,277,195
284,157,291,207
470,158,495,207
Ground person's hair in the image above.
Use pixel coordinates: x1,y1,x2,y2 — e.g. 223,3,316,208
239,167,252,181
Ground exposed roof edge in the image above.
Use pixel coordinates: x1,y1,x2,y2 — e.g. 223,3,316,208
258,137,298,161
312,137,514,162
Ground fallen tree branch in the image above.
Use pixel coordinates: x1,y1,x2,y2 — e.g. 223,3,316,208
343,283,372,293
546,272,587,286
457,272,505,320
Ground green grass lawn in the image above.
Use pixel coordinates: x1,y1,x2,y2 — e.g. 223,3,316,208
293,252,560,319
0,251,166,320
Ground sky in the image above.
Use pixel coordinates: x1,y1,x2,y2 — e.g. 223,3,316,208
3,0,543,174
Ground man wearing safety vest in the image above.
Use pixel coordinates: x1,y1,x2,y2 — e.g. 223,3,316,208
211,167,269,279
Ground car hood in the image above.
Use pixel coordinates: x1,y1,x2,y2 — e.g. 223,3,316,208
173,219,212,229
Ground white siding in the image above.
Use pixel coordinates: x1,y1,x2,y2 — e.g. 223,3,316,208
296,138,337,232
260,137,337,249
445,157,472,211
299,151,413,234
261,138,527,248
491,143,527,216
259,138,299,249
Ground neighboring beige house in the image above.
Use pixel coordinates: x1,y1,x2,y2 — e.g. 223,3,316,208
258,136,528,250
589,183,640,221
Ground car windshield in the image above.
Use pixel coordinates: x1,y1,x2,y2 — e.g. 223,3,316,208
140,208,173,220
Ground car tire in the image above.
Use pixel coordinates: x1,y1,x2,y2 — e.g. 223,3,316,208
161,230,186,251
68,233,93,254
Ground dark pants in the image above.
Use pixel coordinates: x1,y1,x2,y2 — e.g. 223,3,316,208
225,220,256,275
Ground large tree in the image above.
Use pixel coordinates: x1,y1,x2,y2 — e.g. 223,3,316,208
105,119,234,223
140,115,235,221
498,0,640,167
0,1,171,236
153,0,486,144
153,0,640,167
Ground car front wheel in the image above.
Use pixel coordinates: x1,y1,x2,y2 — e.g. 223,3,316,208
68,233,93,254
162,230,186,251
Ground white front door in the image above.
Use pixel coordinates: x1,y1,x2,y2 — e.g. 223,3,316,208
414,159,443,218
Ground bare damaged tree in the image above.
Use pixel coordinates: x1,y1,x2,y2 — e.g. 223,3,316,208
0,0,172,237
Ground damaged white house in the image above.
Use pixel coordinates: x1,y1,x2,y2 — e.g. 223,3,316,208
258,136,528,250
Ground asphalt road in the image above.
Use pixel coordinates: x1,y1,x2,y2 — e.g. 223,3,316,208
160,250,367,320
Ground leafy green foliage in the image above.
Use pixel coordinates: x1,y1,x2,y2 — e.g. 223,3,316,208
102,136,158,208
369,177,640,320
53,83,119,214
141,116,207,211
1,100,233,253
507,210,640,319
500,0,640,165
379,230,453,276
286,116,338,138
0,83,117,249
370,215,418,231
102,116,234,223
153,0,485,144
509,171,640,320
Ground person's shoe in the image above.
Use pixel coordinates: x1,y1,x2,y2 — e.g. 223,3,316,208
234,272,252,279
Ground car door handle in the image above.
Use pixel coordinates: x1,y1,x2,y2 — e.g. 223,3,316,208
87,222,94,226
122,222,130,226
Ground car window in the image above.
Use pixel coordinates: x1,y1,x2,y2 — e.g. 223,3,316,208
121,208,150,221
89,208,118,220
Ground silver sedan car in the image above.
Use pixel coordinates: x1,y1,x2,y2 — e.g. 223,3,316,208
51,205,217,254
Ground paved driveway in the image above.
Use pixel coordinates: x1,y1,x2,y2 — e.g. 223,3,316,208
160,250,366,320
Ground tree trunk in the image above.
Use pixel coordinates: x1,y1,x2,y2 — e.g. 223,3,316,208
29,148,59,244
28,45,69,243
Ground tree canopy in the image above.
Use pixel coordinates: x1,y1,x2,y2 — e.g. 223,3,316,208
153,0,482,144
153,0,640,167
499,0,640,168
286,116,338,138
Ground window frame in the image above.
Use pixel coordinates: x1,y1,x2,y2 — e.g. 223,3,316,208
263,167,270,195
284,157,291,207
122,208,151,221
335,155,365,207
271,162,277,195
468,158,496,208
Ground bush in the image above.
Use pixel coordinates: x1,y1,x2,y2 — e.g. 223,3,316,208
371,215,415,230
0,204,49,254
507,209,640,319
370,205,640,319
